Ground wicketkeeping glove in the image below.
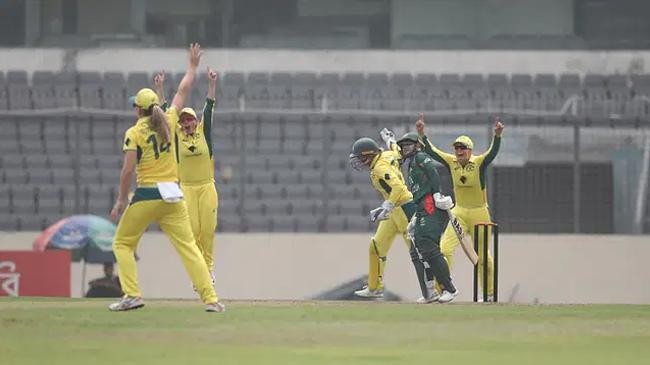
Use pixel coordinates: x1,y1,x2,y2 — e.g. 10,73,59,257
433,192,454,210
369,200,394,222
379,128,396,149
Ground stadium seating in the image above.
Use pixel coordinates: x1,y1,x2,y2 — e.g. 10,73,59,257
0,69,648,233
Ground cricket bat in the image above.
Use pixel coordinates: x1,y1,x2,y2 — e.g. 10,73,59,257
447,210,479,265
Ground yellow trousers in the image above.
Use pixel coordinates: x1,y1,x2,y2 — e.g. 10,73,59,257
112,197,218,303
440,205,495,296
368,207,412,291
181,182,218,270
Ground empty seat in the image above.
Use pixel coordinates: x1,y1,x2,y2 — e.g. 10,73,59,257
269,73,292,109
103,72,127,109
7,70,31,110
290,73,317,109
246,72,270,109
219,72,245,110
31,71,56,109
54,73,77,107
79,72,102,108
127,72,149,95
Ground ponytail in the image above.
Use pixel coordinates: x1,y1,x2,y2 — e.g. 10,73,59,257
148,105,170,144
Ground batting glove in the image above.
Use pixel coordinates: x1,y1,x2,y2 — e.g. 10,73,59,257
370,200,394,222
433,192,454,210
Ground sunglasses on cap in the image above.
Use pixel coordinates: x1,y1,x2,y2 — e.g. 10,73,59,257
454,144,469,151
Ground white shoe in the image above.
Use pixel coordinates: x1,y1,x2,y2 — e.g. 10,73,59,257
416,291,440,304
109,296,144,311
354,287,384,298
205,302,226,313
477,295,494,303
438,289,458,303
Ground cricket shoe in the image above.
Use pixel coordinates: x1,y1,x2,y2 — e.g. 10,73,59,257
205,302,226,313
354,287,384,298
477,295,495,303
109,296,144,311
438,289,459,304
416,291,440,304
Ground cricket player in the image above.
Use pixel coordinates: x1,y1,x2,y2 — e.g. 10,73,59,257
349,131,435,303
109,43,225,313
397,132,458,303
154,67,219,282
416,113,503,301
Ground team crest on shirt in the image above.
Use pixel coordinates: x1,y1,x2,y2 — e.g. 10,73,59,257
465,163,475,172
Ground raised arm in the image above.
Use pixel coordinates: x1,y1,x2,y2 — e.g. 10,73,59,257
171,43,202,111
153,71,166,106
202,67,218,158
207,66,217,101
415,113,454,167
476,117,504,166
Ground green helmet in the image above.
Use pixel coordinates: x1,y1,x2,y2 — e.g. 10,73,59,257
351,137,380,156
396,132,423,158
396,132,422,146
350,137,381,171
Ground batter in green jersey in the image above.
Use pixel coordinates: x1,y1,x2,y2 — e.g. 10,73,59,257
397,132,458,303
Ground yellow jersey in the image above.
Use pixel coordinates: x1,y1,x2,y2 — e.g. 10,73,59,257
422,135,501,208
175,99,215,185
122,107,180,186
369,144,413,207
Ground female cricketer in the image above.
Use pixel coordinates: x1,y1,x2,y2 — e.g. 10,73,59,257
154,67,219,282
349,131,435,303
109,43,224,313
416,113,503,301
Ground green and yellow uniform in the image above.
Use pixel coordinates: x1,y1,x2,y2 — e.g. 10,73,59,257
366,145,417,292
422,134,501,296
113,105,218,304
175,99,218,271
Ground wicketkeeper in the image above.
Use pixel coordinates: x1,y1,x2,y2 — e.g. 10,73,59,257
348,129,435,303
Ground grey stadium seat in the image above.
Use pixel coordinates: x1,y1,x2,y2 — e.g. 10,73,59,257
219,72,245,110
290,73,317,110
269,72,292,109
7,70,31,110
79,72,102,108
245,72,270,109
54,72,77,107
32,71,56,109
103,72,127,109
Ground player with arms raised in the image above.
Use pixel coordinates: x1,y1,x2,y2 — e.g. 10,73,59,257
154,67,220,283
416,113,503,301
109,43,224,313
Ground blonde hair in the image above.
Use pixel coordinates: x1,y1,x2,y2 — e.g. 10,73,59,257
147,105,170,144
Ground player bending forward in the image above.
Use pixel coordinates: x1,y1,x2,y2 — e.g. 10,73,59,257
349,130,435,303
396,132,458,303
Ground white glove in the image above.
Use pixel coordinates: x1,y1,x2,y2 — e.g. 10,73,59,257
406,216,416,241
369,200,394,222
379,128,396,149
433,192,454,210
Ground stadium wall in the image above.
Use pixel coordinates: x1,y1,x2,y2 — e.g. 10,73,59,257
1,48,650,76
2,232,649,304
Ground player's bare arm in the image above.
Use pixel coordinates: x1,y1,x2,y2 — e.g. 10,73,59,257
207,66,218,101
171,43,202,110
153,70,166,105
110,150,137,221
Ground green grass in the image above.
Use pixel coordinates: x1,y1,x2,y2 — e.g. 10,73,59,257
1,299,649,365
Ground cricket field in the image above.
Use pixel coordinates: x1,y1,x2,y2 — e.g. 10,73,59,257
1,298,649,365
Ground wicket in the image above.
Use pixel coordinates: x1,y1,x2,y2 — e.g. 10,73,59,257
473,222,499,303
